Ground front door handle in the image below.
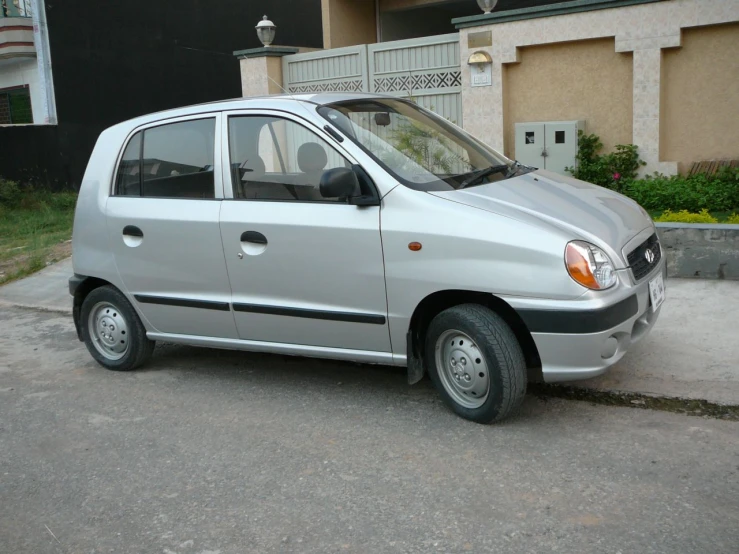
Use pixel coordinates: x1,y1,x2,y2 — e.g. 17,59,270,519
240,231,267,245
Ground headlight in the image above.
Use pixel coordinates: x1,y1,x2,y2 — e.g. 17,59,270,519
565,241,617,290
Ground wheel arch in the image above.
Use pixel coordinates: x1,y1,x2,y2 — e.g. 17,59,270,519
70,275,114,341
406,289,542,384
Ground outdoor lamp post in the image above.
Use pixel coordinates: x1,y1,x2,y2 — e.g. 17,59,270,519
476,0,498,14
256,15,276,47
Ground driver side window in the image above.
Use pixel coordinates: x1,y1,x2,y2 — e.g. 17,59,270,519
228,115,350,202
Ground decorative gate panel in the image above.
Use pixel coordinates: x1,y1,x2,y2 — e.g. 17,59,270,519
282,45,369,94
369,34,462,125
282,34,461,125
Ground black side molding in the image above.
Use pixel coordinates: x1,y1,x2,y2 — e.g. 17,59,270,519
134,295,230,312
232,303,386,325
517,294,639,334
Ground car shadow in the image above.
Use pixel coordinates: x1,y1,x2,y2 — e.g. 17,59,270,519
138,342,553,425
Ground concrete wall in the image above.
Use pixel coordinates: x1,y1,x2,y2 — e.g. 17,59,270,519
321,0,376,48
0,57,44,124
503,38,633,160
662,23,739,174
656,224,739,280
459,0,739,175
380,0,438,9
381,7,458,41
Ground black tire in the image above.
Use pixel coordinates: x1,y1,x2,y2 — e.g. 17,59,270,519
80,285,155,371
425,304,527,423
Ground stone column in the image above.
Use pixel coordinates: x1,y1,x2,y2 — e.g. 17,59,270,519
616,31,681,176
232,47,299,97
630,48,677,176
459,29,517,155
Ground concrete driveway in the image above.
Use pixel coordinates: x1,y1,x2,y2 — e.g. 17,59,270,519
1,306,738,553
1,258,738,406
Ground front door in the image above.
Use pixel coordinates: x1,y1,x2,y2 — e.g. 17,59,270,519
106,114,238,339
218,112,391,353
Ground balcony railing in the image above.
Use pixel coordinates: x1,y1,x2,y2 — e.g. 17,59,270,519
1,0,31,18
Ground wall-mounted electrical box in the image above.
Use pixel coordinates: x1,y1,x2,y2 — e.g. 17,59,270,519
514,120,585,175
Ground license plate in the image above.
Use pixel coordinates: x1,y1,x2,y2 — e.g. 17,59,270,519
649,273,665,312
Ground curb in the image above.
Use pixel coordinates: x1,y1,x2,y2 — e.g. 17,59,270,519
0,299,72,315
530,383,739,421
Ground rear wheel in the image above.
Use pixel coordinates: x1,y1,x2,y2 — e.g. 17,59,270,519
80,286,155,371
425,304,527,423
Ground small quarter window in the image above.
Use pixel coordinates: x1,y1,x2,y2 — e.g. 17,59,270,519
116,132,142,196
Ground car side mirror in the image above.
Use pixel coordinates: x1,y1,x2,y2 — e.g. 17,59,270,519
319,167,361,199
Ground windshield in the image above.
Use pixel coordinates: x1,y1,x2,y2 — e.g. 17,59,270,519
318,99,526,191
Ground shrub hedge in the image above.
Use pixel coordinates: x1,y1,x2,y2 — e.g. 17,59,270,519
625,168,739,213
654,209,718,224
566,131,739,214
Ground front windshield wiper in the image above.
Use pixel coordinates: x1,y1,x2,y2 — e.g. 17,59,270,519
458,164,511,189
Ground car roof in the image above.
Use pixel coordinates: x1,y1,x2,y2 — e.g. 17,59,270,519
110,92,394,132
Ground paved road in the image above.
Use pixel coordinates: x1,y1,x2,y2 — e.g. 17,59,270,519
1,307,738,554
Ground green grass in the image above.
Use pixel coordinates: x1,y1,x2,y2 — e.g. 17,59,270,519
0,192,77,285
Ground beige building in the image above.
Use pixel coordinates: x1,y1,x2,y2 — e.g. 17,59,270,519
238,0,739,175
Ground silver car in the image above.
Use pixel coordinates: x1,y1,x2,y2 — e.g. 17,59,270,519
70,93,666,423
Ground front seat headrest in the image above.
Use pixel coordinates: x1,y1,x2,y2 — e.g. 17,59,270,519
297,142,328,173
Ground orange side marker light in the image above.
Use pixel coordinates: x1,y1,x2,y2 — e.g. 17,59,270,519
408,242,422,251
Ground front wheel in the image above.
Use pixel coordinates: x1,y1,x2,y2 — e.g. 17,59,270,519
425,304,527,423
80,285,155,371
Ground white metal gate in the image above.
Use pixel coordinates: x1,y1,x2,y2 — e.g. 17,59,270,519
282,45,369,94
282,34,462,125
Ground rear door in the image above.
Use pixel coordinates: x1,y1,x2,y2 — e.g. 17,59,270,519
106,114,238,339
218,111,391,353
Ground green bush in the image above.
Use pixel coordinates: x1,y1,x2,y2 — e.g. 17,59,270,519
0,178,22,208
727,213,739,224
626,167,739,213
0,178,78,212
567,131,645,192
46,192,78,211
654,209,718,224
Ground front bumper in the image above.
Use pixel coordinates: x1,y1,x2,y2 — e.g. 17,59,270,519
504,258,666,383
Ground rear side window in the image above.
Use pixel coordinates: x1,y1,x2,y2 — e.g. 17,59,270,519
115,118,216,199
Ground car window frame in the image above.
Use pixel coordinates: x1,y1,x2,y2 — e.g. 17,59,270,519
110,112,225,200
219,108,375,204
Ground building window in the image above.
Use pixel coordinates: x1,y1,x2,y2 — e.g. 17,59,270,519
1,0,32,17
0,86,33,124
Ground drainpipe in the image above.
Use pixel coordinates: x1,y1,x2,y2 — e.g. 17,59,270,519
31,0,57,124
375,0,381,43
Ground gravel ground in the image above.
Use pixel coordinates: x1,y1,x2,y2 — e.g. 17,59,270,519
1,307,738,554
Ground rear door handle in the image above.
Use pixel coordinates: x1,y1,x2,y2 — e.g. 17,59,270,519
240,231,267,244
123,225,143,237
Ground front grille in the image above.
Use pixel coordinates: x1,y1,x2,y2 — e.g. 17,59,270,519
627,233,661,281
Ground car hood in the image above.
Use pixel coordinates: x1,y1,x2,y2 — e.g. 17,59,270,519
430,169,652,254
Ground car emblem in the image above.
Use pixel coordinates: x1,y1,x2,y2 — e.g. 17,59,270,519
645,248,655,264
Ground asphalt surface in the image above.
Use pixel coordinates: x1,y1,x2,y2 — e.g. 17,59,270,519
1,307,738,554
